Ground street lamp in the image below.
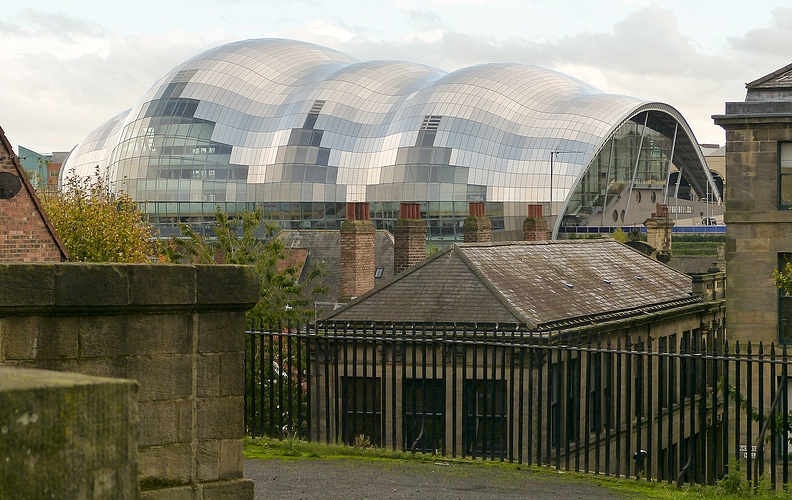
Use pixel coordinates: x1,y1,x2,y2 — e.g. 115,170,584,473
548,149,584,234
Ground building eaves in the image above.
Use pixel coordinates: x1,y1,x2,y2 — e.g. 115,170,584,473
535,295,702,332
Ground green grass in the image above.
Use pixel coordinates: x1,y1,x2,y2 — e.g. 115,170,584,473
244,437,792,499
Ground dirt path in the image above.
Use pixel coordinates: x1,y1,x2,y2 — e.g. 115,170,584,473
245,458,633,499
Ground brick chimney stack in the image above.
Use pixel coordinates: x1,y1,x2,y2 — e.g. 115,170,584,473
464,202,492,243
523,204,549,242
340,202,375,300
393,202,426,275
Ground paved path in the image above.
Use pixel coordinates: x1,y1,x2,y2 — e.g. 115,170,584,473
246,458,630,499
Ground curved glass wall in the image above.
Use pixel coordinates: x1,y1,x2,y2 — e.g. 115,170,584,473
63,39,717,242
562,111,675,228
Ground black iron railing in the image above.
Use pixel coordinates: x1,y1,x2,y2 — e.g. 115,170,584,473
245,321,792,488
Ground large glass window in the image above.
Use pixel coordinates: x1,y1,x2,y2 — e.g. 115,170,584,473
562,112,673,227
779,143,792,209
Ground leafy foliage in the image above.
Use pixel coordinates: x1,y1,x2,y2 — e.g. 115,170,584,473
40,168,153,262
774,261,792,296
612,228,629,243
718,458,750,497
175,207,326,324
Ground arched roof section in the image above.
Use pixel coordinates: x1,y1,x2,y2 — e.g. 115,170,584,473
62,38,717,235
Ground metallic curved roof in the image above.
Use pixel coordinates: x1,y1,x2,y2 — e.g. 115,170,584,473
63,38,716,234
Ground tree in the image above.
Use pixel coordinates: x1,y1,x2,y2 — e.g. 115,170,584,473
175,206,327,325
39,168,154,262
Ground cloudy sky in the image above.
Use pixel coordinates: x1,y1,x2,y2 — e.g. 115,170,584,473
2,0,790,154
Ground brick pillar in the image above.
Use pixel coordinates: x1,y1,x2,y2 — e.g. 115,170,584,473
644,204,675,256
523,204,548,241
340,202,375,300
393,203,426,275
464,202,492,243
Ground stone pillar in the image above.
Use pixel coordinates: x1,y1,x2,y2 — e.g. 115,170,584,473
0,367,138,499
340,202,375,300
0,263,258,500
644,204,675,255
464,202,491,243
393,203,426,275
522,204,548,241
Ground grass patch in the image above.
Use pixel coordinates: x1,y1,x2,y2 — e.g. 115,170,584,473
245,437,792,499
244,436,438,462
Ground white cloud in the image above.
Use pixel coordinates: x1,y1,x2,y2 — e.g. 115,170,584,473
5,3,792,151
0,15,232,152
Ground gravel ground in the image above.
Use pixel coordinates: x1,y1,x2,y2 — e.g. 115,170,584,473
245,458,630,499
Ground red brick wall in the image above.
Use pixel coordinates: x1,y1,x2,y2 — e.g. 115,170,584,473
393,218,426,275
0,139,64,262
340,220,375,299
393,203,425,275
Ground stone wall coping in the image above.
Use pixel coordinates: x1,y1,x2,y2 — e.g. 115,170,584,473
0,366,139,392
0,263,258,315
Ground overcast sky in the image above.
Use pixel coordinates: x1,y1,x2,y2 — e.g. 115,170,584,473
2,0,790,153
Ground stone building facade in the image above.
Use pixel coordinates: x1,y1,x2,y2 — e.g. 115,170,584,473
0,126,67,262
713,63,792,343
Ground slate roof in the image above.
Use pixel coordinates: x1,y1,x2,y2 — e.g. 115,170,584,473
666,256,720,275
275,229,394,304
325,239,698,329
747,63,792,89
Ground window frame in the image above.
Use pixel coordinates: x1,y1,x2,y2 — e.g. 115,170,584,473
778,253,792,344
402,378,445,453
462,378,507,458
778,142,792,210
341,376,382,446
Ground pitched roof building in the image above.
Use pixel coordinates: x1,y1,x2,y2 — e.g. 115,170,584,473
324,239,711,332
276,228,394,310
0,126,67,262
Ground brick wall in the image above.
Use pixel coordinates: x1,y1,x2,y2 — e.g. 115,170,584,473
340,220,375,299
393,203,425,275
0,263,258,499
0,128,65,262
464,202,491,243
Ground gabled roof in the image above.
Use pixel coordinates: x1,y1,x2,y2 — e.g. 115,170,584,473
276,229,394,304
0,126,68,261
747,63,792,89
666,256,721,275
325,239,697,329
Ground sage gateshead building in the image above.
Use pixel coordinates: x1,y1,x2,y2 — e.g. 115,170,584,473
63,38,720,241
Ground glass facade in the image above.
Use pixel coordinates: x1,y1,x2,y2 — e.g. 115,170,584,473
63,39,718,241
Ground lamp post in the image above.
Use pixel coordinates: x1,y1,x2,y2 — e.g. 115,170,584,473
548,149,583,237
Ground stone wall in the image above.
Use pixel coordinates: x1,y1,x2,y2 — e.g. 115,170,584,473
0,263,258,499
714,115,792,342
0,367,139,499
